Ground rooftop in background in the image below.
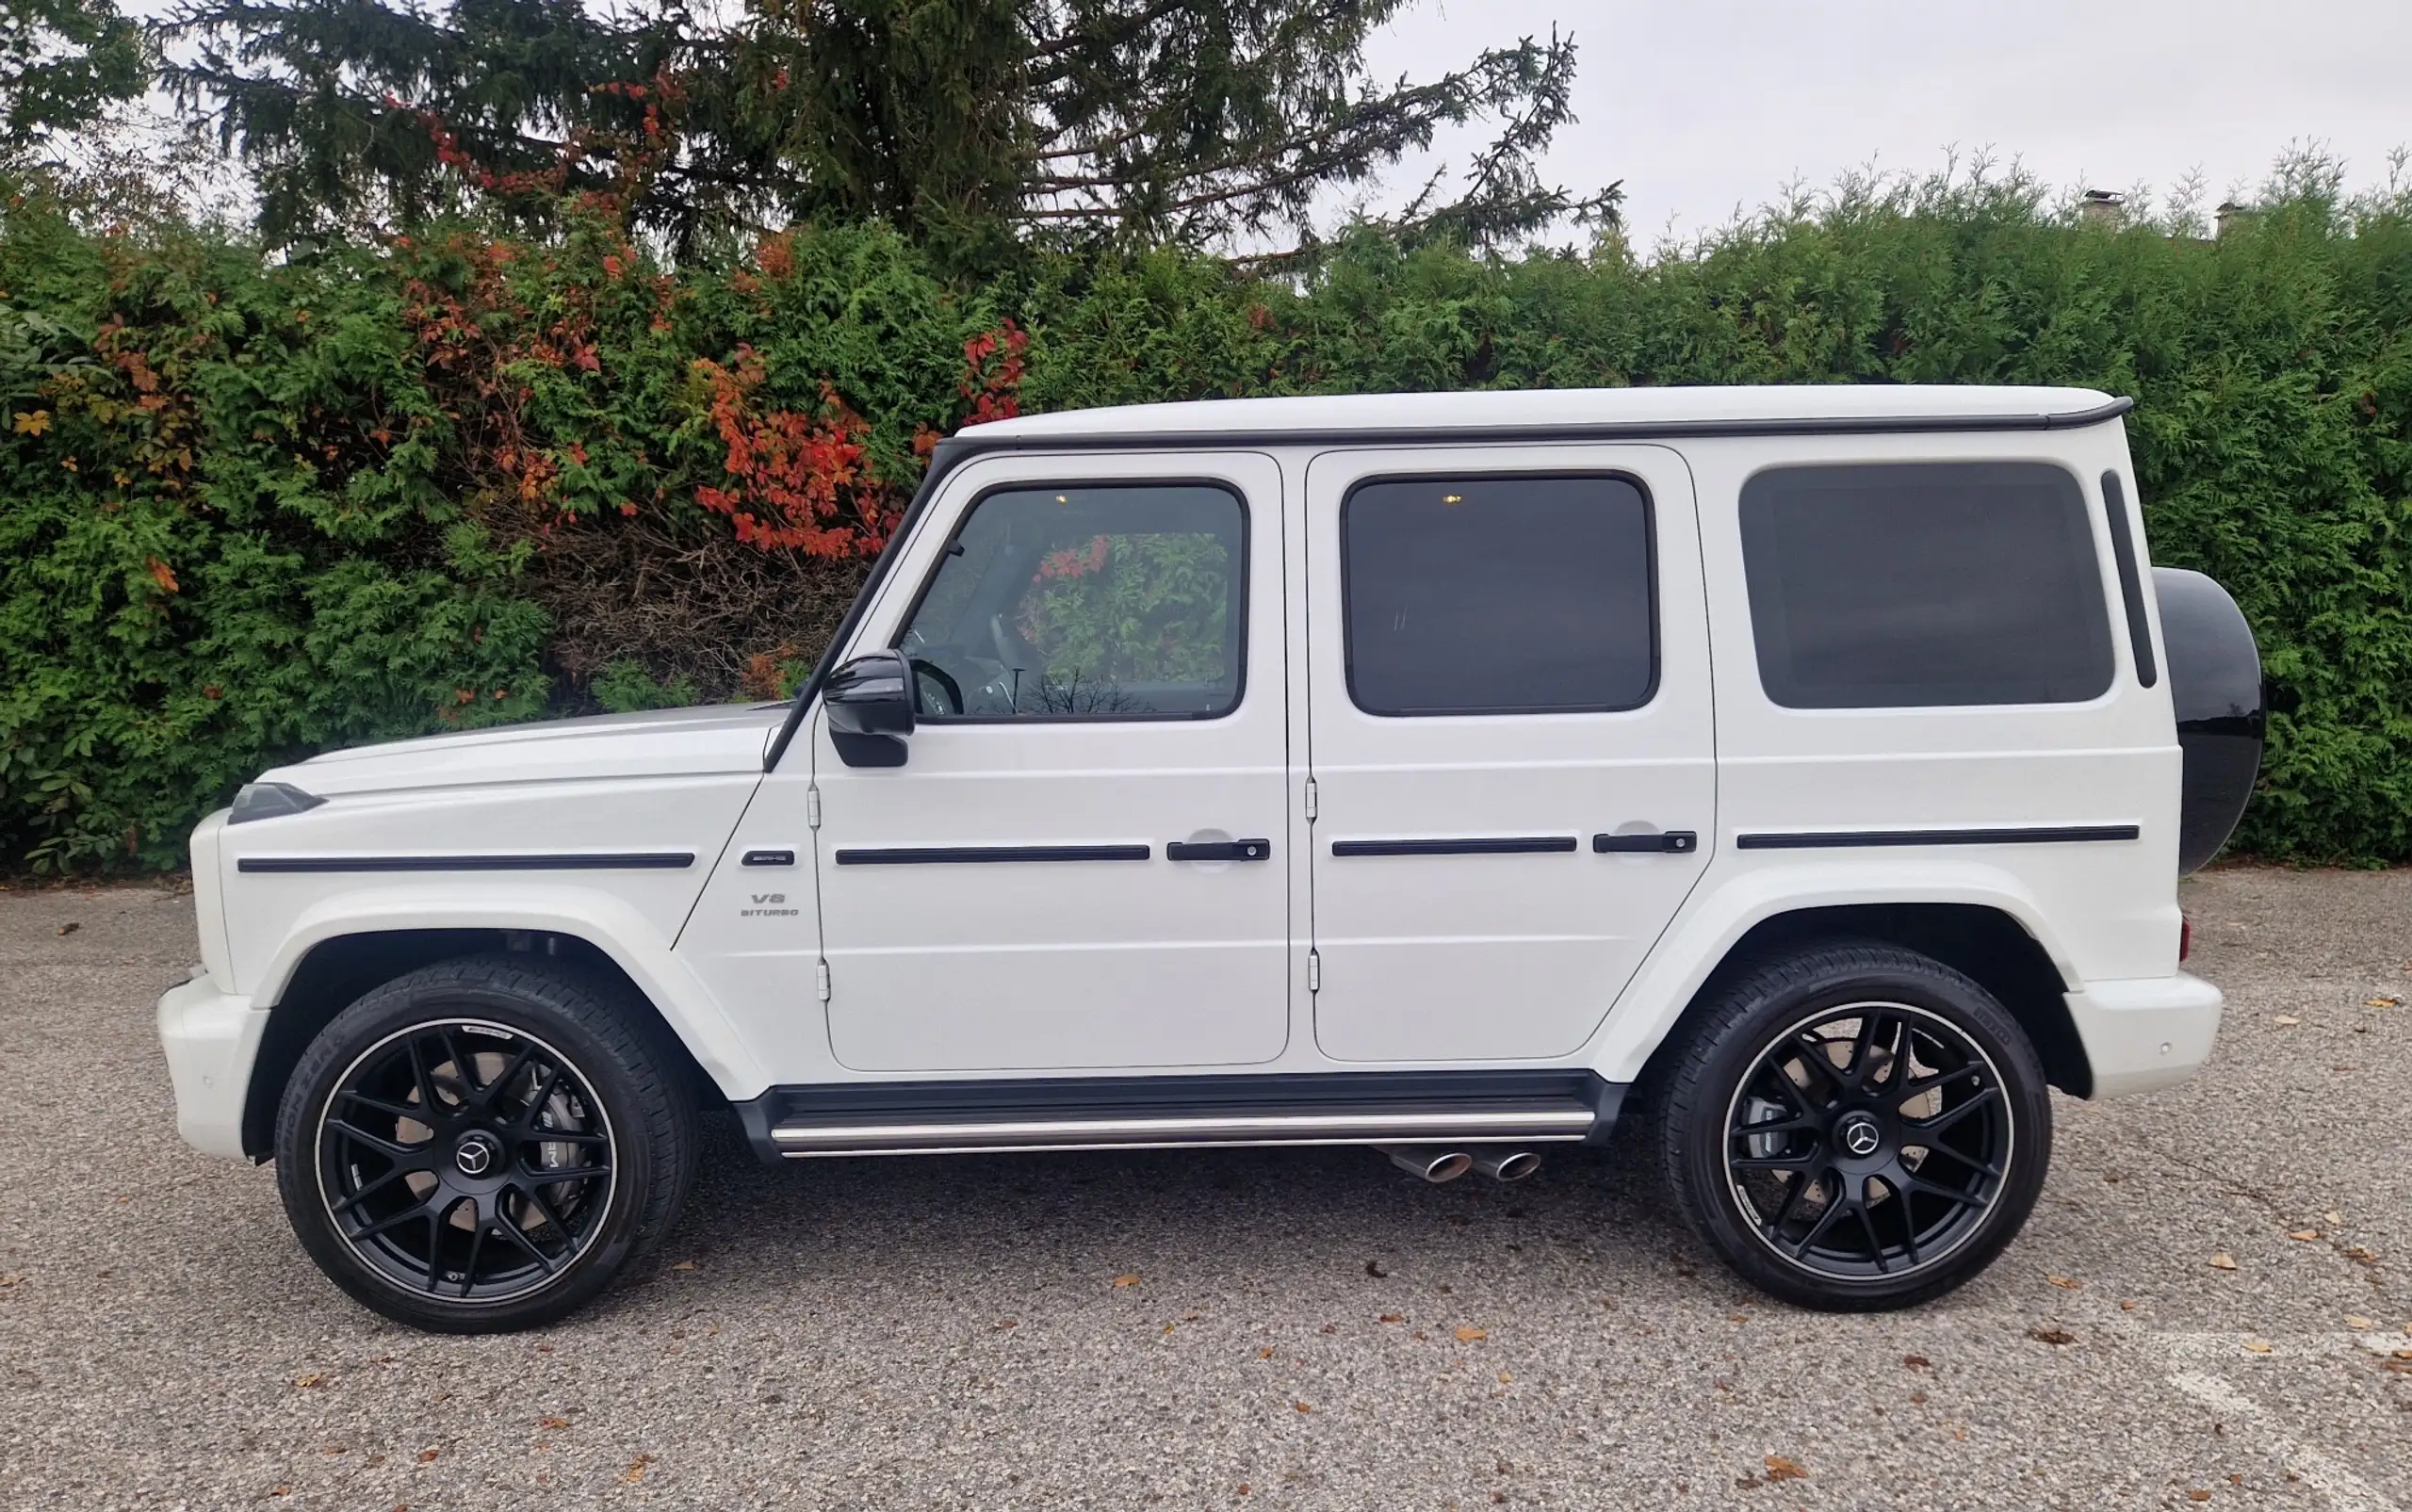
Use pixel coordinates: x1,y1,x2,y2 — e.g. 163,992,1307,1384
961,385,2124,441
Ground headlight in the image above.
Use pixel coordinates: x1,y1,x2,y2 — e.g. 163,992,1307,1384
227,781,326,824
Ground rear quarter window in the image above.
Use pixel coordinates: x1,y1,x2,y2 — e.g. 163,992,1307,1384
1738,462,2115,709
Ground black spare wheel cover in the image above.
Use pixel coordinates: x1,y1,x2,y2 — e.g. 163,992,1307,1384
2155,566,2263,873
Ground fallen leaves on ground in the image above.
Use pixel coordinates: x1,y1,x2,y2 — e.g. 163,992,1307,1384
1455,1325,1487,1342
2208,1253,2239,1271
1378,1313,1403,1324
416,1450,439,1464
669,1260,695,1272
1292,1401,1312,1413
2273,1015,2301,1027
2345,1314,2375,1329
2290,1228,2322,1241
293,1373,324,1390
2364,997,2400,1008
1763,1455,1809,1482
2345,1246,2380,1265
1902,1355,1930,1370
56,922,77,936
2242,1340,2273,1355
2186,1490,2212,1503
539,1416,570,1430
620,1455,654,1484
2047,1275,2082,1290
2028,1326,2076,1346
1112,1275,1140,1288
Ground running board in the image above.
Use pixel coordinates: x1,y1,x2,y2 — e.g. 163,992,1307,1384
731,1070,1623,1161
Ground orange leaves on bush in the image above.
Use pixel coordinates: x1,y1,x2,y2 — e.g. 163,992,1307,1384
145,558,178,593
691,349,890,557
960,320,1028,427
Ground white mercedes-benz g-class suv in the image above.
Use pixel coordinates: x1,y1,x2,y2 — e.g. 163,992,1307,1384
158,385,2262,1332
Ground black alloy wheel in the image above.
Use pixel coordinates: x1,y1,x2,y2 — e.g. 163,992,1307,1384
317,1019,616,1303
1722,1001,2010,1279
1654,942,2052,1310
275,954,694,1333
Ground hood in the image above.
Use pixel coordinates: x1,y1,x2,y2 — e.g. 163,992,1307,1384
259,702,790,797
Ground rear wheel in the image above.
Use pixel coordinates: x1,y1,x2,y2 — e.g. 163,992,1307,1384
1654,943,2051,1310
273,954,695,1332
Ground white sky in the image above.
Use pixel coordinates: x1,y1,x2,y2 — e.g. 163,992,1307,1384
1361,0,2412,247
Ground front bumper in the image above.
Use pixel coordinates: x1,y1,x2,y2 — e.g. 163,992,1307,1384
156,971,269,1158
2064,970,2224,1097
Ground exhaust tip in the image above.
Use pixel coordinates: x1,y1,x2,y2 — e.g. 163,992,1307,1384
1475,1150,1542,1182
1379,1146,1474,1183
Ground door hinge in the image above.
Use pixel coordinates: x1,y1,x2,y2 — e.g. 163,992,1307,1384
1302,776,1318,821
805,785,822,830
814,959,831,1002
1307,948,1321,993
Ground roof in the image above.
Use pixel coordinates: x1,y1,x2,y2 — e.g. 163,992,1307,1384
958,384,2124,444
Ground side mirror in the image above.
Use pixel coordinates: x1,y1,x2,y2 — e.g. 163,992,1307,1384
824,650,914,768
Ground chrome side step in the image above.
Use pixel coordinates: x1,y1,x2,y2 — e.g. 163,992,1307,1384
733,1070,1622,1162
766,1108,1593,1158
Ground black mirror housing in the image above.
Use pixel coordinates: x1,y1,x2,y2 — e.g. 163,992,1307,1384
824,650,914,767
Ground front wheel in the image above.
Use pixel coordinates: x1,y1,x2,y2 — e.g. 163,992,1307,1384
273,954,695,1333
1654,943,2052,1310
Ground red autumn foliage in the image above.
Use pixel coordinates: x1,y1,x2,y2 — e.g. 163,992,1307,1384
691,348,890,556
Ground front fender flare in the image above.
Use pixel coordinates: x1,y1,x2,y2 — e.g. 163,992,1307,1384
253,884,771,1100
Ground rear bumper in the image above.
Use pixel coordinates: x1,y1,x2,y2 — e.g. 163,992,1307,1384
2064,970,2224,1097
156,971,269,1159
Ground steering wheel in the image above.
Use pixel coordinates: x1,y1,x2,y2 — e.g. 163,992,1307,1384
909,658,963,716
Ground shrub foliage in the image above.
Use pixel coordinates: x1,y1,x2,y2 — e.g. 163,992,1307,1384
4,168,2409,869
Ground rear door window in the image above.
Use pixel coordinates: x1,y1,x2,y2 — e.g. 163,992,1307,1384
1342,474,1656,716
1738,462,2114,708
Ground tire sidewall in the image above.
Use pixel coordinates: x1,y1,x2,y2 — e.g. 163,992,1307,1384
274,964,670,1332
1669,950,2053,1310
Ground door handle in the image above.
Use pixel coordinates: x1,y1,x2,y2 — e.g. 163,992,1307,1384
1592,831,1699,854
1166,838,1273,861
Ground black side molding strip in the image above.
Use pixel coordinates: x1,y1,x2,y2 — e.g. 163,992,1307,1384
834,844,1152,866
1331,836,1578,857
237,852,695,873
1735,825,2141,851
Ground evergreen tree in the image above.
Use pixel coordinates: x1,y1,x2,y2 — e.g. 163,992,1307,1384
2,0,148,157
159,0,1617,260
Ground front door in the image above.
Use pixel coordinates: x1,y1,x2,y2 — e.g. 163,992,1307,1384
1304,446,1715,1062
812,452,1291,1073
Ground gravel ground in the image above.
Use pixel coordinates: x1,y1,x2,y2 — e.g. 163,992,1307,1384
1,867,2407,1511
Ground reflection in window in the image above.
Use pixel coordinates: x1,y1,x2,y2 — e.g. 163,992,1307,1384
897,484,1246,720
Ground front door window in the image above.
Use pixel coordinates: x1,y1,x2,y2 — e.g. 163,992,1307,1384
899,484,1247,720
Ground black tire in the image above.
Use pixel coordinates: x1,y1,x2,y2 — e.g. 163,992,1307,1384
273,953,696,1333
1653,942,2051,1311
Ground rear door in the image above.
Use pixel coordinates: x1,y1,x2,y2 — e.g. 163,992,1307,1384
1303,446,1714,1062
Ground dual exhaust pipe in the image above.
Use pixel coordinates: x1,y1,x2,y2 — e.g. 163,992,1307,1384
1378,1146,1541,1184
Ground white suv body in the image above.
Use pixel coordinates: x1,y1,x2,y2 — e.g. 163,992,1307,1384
157,385,2251,1329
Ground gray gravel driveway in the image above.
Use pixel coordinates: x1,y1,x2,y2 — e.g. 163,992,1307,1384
1,867,2407,1510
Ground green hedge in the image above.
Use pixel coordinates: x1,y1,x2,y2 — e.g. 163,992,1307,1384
4,174,2408,870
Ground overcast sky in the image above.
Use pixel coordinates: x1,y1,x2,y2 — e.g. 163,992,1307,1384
1362,0,2412,246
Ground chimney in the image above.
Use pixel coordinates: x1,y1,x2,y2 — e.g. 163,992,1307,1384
2215,201,2253,237
2078,189,2126,228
